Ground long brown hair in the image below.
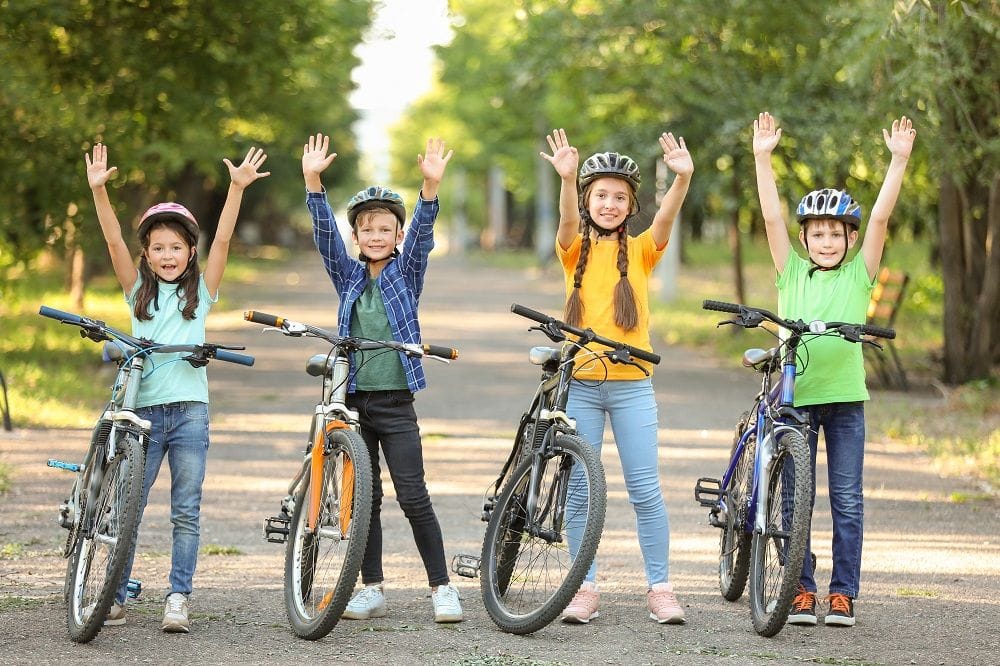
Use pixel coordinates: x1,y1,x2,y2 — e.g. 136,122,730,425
564,181,640,331
134,219,201,321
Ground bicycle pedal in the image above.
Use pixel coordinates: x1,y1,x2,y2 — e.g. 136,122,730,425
263,515,290,544
694,477,723,507
451,553,480,578
126,578,142,599
47,459,81,473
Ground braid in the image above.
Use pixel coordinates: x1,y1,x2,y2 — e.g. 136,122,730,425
565,234,591,327
612,233,638,331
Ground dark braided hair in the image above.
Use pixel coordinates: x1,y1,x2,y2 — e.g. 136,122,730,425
134,219,201,321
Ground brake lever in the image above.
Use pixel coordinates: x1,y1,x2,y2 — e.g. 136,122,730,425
860,338,884,351
604,349,650,377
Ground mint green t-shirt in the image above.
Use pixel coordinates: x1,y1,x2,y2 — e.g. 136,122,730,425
127,275,216,407
776,253,876,407
350,278,408,391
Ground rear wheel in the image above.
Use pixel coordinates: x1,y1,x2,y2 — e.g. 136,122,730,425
719,412,755,601
480,433,606,635
66,433,143,643
284,427,372,640
749,429,811,637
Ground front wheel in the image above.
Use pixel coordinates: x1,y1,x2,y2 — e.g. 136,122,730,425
749,429,811,637
284,427,372,640
480,432,606,635
719,412,755,601
66,432,143,643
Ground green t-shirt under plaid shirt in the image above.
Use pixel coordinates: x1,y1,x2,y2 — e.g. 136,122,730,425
350,278,408,391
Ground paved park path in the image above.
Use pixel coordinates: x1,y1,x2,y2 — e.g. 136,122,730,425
1,250,997,665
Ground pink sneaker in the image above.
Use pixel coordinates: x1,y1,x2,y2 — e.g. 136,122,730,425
648,582,685,624
561,582,599,624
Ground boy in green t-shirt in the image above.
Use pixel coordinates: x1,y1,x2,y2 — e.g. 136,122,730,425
752,112,916,627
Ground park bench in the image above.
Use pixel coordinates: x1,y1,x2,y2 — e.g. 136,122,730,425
0,370,10,430
865,267,909,390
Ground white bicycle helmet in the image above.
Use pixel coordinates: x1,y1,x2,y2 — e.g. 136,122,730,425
795,188,862,229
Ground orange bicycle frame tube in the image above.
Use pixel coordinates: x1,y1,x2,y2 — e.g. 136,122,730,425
307,420,354,531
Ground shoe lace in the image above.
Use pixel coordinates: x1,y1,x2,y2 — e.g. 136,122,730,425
648,589,680,613
567,588,598,611
792,586,816,612
434,585,460,606
827,593,851,614
355,586,382,604
166,595,185,614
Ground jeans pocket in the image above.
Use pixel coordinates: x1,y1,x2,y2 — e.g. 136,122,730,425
182,401,209,422
390,390,415,408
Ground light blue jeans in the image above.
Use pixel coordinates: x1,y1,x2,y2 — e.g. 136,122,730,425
116,401,210,604
564,378,670,587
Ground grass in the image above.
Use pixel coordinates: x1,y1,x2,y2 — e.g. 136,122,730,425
200,544,242,556
0,461,12,493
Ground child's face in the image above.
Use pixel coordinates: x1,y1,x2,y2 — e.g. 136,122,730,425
798,218,858,268
586,177,633,232
144,225,194,281
353,211,403,263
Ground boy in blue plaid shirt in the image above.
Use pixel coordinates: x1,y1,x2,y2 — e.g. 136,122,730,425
302,133,462,623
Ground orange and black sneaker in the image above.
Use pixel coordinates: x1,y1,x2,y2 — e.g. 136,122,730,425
787,584,817,626
825,593,856,627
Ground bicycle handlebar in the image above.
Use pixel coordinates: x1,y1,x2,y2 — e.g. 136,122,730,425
511,303,661,365
244,310,459,360
39,305,255,366
701,299,896,340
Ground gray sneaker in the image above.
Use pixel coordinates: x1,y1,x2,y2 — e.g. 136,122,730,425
431,584,463,623
342,584,387,620
162,592,190,633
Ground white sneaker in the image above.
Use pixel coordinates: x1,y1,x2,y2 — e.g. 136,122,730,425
431,584,463,623
162,592,190,633
82,602,126,626
342,584,387,620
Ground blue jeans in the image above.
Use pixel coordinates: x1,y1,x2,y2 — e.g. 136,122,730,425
116,401,210,604
565,379,670,587
347,390,449,587
798,401,866,598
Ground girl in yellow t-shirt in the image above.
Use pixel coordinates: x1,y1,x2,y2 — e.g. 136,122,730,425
539,129,693,625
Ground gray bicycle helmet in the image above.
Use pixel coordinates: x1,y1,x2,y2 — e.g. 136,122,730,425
346,186,406,228
578,152,641,192
796,188,862,229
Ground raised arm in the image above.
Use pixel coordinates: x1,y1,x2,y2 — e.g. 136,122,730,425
861,116,916,279
752,112,791,272
204,147,270,296
417,137,453,200
302,133,338,194
86,143,137,292
649,132,693,249
540,129,581,250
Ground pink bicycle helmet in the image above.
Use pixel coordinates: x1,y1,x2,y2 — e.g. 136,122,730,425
137,202,200,241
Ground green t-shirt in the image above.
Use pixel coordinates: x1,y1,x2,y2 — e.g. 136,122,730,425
776,253,876,407
350,278,408,391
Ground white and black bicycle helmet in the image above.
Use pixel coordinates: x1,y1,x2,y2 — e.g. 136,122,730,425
578,152,641,192
346,186,406,228
796,188,862,229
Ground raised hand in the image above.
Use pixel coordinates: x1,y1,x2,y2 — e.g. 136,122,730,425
417,137,453,184
883,115,916,159
659,132,693,177
752,112,782,156
540,129,579,179
85,143,118,190
225,147,270,190
302,133,338,178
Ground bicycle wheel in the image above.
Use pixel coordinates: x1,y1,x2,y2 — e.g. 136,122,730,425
284,427,372,640
480,432,606,635
749,429,811,637
66,432,143,643
719,411,755,601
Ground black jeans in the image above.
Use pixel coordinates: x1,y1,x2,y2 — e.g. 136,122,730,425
347,389,449,587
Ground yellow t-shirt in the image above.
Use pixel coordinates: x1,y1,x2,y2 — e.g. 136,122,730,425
555,229,665,380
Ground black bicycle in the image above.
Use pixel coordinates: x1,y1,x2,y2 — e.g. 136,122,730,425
694,299,894,637
40,305,253,643
245,310,457,640
453,303,661,634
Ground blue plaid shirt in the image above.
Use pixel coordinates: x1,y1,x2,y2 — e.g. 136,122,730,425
308,190,438,393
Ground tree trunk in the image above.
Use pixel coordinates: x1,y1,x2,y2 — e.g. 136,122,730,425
938,176,968,383
730,175,746,304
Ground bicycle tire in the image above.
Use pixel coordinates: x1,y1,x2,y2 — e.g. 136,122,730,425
480,432,606,635
748,429,811,637
66,432,143,643
719,412,755,601
284,427,372,640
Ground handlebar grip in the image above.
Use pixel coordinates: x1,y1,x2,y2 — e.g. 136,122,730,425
244,310,284,328
215,349,256,366
511,303,554,325
39,305,85,325
629,348,661,365
423,344,458,360
702,299,742,314
861,324,896,340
